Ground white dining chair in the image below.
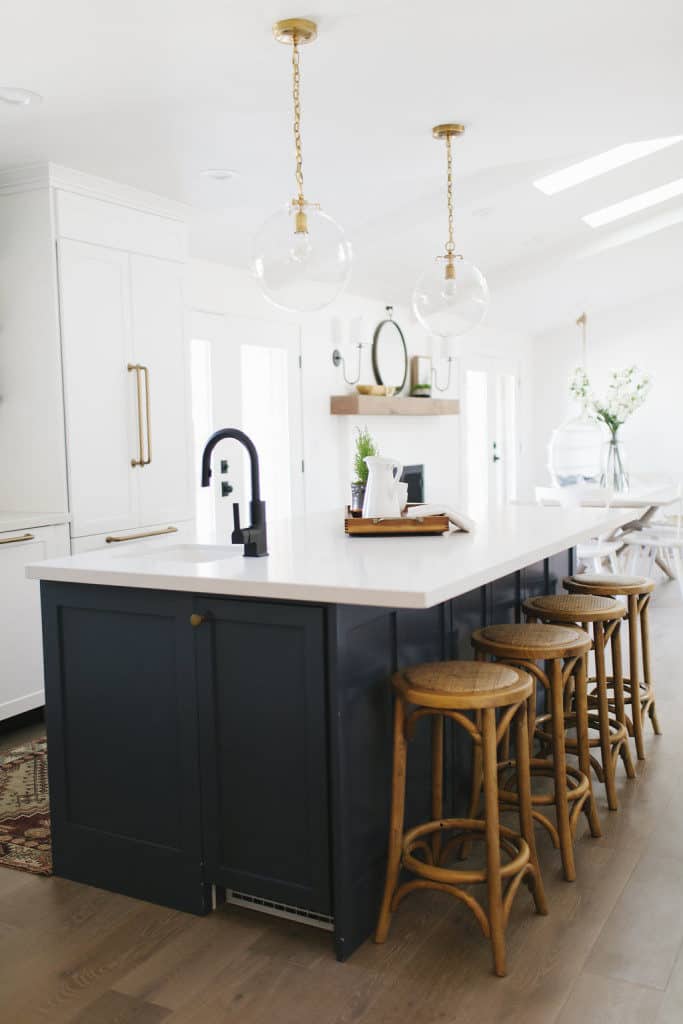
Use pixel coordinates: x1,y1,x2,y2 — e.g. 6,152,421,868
535,485,621,574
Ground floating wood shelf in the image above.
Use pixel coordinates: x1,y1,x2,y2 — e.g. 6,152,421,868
330,395,460,416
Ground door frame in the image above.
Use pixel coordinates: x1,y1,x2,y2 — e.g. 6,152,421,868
458,353,522,513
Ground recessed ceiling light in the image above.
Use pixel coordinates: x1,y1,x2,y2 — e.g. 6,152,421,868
582,177,683,228
200,168,239,181
533,137,683,196
0,87,42,106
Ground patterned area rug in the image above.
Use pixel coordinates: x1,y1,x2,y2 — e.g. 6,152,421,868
0,738,52,875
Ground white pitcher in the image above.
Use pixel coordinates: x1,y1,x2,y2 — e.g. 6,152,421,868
362,456,403,518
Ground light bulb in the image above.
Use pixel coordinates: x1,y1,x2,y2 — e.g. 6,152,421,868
252,202,352,313
289,230,314,264
412,257,489,338
441,274,458,300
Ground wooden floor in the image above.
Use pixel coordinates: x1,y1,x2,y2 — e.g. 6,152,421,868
2,589,683,1023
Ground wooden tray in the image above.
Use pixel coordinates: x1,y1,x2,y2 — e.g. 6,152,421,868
344,507,449,537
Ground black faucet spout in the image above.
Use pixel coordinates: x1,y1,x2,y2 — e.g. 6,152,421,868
200,428,268,557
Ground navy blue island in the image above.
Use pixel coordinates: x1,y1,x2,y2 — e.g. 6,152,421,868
28,505,629,960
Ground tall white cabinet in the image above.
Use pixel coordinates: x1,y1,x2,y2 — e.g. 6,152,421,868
0,163,195,721
58,241,192,541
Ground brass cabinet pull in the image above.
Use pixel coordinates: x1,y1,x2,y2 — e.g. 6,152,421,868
189,613,206,628
105,526,178,544
128,363,152,467
0,532,35,545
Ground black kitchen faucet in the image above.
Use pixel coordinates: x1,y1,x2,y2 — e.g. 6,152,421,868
200,428,268,557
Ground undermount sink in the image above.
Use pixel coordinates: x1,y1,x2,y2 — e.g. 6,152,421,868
121,544,240,564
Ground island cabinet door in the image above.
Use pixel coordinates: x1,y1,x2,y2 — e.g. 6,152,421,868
194,598,331,917
41,583,210,915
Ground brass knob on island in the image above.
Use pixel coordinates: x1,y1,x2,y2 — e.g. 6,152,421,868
189,614,206,628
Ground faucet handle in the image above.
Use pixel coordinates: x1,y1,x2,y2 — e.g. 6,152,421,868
231,502,243,544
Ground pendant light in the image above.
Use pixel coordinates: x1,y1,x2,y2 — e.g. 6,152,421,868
547,313,607,486
251,18,352,313
412,124,489,338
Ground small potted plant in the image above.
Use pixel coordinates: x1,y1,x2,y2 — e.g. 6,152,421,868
351,426,379,513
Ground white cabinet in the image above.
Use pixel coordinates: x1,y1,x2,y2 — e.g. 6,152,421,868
130,255,193,527
0,524,70,721
58,240,137,537
58,241,193,540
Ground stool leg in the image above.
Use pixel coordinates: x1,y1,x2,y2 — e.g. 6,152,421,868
431,714,444,863
594,621,619,811
515,700,548,916
550,658,576,881
459,710,483,861
641,599,661,735
375,695,408,944
482,707,506,977
574,655,602,839
628,595,646,760
611,621,635,779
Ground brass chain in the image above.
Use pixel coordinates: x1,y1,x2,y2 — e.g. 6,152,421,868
445,133,455,256
292,35,305,205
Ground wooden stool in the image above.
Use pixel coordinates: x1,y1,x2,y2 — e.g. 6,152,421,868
564,573,660,760
471,623,599,883
523,594,635,811
375,661,547,977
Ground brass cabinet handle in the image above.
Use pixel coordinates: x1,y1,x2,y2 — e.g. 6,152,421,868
0,532,35,545
189,613,206,628
105,526,178,544
128,363,152,467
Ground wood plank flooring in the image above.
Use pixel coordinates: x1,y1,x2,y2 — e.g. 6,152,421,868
2,588,683,1022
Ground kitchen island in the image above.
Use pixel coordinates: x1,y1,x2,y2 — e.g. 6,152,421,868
28,504,632,960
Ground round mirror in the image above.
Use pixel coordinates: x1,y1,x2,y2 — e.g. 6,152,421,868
371,307,408,394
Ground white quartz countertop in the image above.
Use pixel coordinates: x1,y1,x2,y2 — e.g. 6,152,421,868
0,511,70,533
26,505,635,609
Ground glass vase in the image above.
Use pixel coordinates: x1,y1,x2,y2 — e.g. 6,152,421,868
600,433,629,493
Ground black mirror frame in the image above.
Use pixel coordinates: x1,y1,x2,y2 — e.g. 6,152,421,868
371,308,408,394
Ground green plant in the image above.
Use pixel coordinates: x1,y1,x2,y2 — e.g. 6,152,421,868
353,426,379,485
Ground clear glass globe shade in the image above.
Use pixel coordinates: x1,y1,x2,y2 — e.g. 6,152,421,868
412,258,489,338
548,413,608,487
251,203,352,313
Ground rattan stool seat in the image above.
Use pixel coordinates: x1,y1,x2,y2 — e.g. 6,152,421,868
473,623,591,661
565,573,654,596
395,660,531,709
523,593,624,624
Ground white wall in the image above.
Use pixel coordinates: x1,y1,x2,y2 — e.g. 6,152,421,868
186,258,535,516
529,286,683,489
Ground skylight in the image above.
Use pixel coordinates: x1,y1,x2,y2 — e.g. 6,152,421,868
533,137,683,195
582,178,683,228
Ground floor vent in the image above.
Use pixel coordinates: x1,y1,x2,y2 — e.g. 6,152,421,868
225,890,334,931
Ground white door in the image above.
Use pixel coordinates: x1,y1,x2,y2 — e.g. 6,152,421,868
461,356,519,519
0,525,69,721
58,240,138,537
189,312,304,540
130,255,193,527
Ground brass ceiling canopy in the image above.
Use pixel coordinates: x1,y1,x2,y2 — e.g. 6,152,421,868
273,18,318,44
432,123,466,140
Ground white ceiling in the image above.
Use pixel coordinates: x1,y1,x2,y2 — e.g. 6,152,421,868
2,0,682,334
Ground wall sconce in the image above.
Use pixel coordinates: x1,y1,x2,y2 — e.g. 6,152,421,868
432,356,455,392
331,315,365,385
332,342,365,385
